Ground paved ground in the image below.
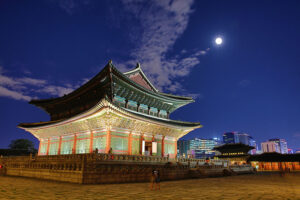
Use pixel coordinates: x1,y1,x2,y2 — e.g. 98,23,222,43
0,173,299,200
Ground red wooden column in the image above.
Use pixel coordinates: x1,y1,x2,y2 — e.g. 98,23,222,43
105,127,111,153
89,131,94,153
139,134,144,155
46,138,50,155
161,136,165,157
57,136,62,155
128,132,132,155
72,134,77,154
38,140,42,155
174,139,177,158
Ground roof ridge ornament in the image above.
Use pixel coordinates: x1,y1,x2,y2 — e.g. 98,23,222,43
136,62,141,68
108,60,112,65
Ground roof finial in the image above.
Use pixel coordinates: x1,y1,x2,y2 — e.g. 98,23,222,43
108,60,112,65
136,62,140,68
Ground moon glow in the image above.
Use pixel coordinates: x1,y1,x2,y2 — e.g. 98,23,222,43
215,37,223,45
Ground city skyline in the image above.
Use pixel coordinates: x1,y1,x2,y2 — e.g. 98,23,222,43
0,1,300,150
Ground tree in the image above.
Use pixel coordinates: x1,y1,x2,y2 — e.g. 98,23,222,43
9,139,36,153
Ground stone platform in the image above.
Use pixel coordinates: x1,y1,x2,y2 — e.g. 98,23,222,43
0,154,251,184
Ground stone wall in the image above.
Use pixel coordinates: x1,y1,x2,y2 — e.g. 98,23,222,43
0,154,230,184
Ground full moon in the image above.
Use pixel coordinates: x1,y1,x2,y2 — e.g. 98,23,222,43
215,37,223,45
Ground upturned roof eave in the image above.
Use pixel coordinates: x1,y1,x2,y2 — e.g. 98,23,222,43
30,62,194,106
29,64,111,105
18,97,201,130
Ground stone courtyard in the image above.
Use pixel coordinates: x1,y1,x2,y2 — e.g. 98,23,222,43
0,173,299,200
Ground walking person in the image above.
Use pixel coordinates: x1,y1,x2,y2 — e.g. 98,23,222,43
154,170,160,190
150,170,155,190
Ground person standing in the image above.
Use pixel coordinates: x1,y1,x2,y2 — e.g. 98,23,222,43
154,170,160,190
150,170,155,190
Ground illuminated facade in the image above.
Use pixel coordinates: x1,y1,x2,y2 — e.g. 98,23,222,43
268,138,288,154
18,61,201,158
249,153,300,171
177,138,221,158
261,141,280,153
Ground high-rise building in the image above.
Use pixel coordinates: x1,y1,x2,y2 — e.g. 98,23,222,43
177,140,190,158
268,139,288,154
288,149,294,154
261,141,280,153
223,132,239,144
223,132,257,154
238,133,250,145
177,138,221,158
248,136,257,154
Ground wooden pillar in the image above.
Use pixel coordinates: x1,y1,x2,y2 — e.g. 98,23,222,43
174,139,177,158
140,134,144,155
161,136,165,157
137,103,140,112
38,140,42,155
157,110,160,117
125,99,129,108
106,127,111,153
128,132,132,155
58,136,62,155
167,111,170,119
46,138,50,155
147,106,151,115
89,131,94,153
72,134,77,154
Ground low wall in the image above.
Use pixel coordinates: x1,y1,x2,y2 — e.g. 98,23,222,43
0,154,230,184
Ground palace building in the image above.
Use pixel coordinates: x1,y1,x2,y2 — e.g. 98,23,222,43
18,61,201,158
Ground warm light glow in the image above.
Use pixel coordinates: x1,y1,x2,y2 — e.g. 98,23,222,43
215,37,223,45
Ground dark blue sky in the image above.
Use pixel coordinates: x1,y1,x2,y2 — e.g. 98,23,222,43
0,0,299,150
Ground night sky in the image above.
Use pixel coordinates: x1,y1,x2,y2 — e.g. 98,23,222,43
0,0,299,150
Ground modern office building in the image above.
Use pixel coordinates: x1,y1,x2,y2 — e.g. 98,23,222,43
177,138,221,158
261,141,280,153
177,139,190,158
269,139,288,154
238,133,250,145
223,132,257,154
288,149,294,154
223,132,239,144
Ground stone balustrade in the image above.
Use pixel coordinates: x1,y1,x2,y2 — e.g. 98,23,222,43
0,153,232,184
